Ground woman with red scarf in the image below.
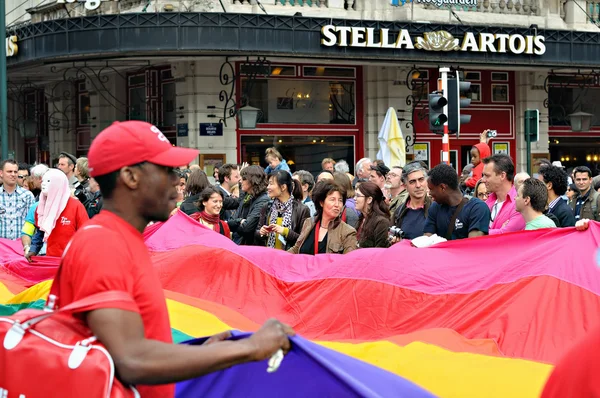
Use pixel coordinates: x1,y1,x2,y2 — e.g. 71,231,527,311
190,186,230,238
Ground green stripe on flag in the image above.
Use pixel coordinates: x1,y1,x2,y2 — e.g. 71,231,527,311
0,299,194,343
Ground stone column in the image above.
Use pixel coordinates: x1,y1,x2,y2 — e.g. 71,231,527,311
514,70,550,174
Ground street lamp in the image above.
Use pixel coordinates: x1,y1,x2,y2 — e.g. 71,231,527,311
568,111,594,132
238,106,261,129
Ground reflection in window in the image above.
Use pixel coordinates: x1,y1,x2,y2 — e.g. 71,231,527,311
129,87,147,121
241,79,355,125
549,87,600,127
240,135,355,175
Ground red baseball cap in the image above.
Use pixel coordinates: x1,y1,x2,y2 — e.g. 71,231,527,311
88,121,199,177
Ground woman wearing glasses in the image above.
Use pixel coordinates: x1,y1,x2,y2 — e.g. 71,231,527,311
474,179,489,201
354,181,391,248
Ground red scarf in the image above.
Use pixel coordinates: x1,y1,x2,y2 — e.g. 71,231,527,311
192,211,221,233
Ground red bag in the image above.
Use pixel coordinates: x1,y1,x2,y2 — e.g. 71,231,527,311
0,290,140,397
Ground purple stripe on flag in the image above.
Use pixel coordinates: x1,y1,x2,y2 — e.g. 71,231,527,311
175,333,435,398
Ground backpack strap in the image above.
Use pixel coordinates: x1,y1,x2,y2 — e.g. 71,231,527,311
446,197,469,240
342,208,347,223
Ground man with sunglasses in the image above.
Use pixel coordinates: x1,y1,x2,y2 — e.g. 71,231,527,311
17,163,30,188
56,121,294,398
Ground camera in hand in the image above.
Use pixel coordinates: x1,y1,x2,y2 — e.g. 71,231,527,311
388,226,404,240
487,130,498,138
73,181,94,207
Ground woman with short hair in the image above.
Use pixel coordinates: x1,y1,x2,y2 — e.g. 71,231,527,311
288,181,357,255
179,169,210,216
333,171,359,229
190,186,230,238
228,165,270,245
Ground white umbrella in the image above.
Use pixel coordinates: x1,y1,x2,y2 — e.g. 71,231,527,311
376,107,406,167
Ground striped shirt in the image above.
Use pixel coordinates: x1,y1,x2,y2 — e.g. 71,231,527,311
548,197,562,211
0,185,35,240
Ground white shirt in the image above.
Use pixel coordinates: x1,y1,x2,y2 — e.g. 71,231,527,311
490,199,505,226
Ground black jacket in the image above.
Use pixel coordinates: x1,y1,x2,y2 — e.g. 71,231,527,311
228,192,270,245
254,200,311,250
219,185,240,221
547,197,576,227
179,193,201,216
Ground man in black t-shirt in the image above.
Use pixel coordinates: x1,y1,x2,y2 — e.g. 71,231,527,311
424,164,490,240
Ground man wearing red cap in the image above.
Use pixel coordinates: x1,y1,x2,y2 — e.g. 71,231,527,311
56,121,294,398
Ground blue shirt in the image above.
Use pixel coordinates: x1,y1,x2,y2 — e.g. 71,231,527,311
0,185,35,240
400,207,427,240
424,198,490,240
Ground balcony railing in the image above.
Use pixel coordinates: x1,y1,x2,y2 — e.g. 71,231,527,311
421,0,540,15
587,0,600,23
233,0,356,9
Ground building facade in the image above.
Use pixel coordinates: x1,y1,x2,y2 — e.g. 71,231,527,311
4,0,600,175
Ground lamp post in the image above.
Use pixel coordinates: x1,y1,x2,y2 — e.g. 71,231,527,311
1,2,8,160
568,111,594,132
237,106,261,129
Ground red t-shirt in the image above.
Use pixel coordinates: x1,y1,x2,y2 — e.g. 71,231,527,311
541,326,600,398
35,197,89,257
57,210,174,398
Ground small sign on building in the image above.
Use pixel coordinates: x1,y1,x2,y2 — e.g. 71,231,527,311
177,123,188,137
200,123,223,137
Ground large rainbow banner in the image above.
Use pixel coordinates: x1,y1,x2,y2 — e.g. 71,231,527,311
1,211,600,397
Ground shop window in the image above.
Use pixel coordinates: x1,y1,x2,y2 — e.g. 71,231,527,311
162,82,176,128
242,79,355,124
76,81,91,154
303,66,355,78
240,135,355,174
549,84,600,127
128,73,147,121
240,65,296,77
77,81,90,126
127,68,176,144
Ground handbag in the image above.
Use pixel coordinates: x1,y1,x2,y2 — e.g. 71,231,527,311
0,289,140,398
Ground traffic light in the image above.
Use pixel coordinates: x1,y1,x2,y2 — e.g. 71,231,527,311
524,109,539,143
447,75,471,136
428,93,447,134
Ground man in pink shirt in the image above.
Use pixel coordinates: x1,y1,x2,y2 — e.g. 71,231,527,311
481,154,525,234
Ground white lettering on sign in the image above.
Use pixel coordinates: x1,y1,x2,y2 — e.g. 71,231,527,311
56,0,116,11
5,36,18,58
150,125,169,143
321,25,546,55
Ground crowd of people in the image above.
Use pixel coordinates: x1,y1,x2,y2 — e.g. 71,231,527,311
0,130,598,259
0,120,596,396
158,132,599,251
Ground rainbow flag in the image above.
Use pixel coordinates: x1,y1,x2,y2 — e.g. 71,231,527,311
2,211,600,397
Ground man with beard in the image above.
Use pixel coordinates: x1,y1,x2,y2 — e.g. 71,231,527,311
55,121,294,398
